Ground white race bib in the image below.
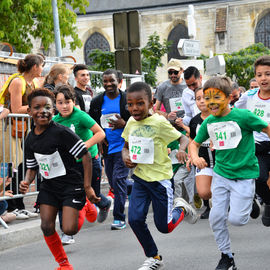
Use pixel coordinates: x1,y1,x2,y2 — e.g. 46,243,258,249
207,121,242,150
129,136,154,164
34,151,66,179
169,97,183,111
247,99,270,124
100,114,118,129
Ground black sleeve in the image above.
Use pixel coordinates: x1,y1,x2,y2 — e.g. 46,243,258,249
25,134,39,170
189,117,197,140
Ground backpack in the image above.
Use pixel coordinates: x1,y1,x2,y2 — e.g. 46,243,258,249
0,73,39,105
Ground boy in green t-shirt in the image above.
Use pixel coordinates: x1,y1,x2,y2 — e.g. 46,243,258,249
122,82,197,270
190,76,270,270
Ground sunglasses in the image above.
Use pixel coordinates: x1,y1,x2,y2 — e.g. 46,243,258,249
168,70,179,75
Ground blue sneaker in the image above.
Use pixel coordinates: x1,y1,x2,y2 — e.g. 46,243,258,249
111,220,126,230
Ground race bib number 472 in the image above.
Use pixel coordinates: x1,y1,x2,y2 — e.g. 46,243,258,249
128,136,154,164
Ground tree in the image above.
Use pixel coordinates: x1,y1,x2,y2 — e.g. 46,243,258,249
224,43,270,89
0,0,89,53
87,32,171,88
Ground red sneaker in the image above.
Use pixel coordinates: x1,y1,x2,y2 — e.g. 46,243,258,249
107,189,115,199
55,265,74,270
84,198,98,223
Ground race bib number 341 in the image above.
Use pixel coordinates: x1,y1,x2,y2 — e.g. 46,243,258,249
129,136,154,164
207,121,242,150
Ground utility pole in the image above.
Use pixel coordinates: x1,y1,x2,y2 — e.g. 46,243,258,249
52,0,62,57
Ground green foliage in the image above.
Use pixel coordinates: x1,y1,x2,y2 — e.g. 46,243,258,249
88,32,171,88
141,32,172,87
0,0,89,53
224,43,270,89
88,49,115,88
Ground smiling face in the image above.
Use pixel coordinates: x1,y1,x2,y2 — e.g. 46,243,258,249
127,90,153,121
255,65,270,94
102,73,118,94
28,96,53,128
168,69,182,84
55,93,74,117
204,88,231,117
75,69,90,89
195,89,208,113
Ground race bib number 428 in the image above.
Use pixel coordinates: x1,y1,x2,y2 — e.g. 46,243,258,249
128,136,154,164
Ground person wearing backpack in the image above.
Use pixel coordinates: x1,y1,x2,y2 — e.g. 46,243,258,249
0,54,44,215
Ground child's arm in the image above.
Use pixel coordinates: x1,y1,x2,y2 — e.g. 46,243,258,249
189,140,208,169
85,123,106,149
19,169,37,194
0,108,10,120
81,152,101,204
175,118,190,135
176,133,189,164
262,124,270,138
122,141,137,168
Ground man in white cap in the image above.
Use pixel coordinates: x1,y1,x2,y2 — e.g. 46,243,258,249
155,58,186,121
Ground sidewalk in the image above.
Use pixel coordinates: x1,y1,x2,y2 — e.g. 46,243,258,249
0,182,114,251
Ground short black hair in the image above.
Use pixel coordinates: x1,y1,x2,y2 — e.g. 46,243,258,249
73,64,89,77
127,82,152,102
184,66,200,80
102,69,119,79
27,88,55,107
54,84,76,102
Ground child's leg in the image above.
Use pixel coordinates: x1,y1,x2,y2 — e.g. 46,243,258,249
40,204,72,268
151,179,184,233
196,175,212,200
209,173,231,254
61,206,80,235
228,179,255,226
128,178,156,257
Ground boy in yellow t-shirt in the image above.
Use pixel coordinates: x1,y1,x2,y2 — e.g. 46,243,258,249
122,81,197,270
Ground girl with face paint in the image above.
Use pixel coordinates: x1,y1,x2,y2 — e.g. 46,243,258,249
189,76,270,270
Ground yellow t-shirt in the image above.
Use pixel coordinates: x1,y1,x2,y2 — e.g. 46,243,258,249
122,113,181,182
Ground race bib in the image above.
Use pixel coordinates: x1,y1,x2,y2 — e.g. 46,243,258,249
207,121,242,150
82,95,92,113
129,136,154,164
100,114,118,129
34,151,66,179
247,99,270,124
169,97,182,111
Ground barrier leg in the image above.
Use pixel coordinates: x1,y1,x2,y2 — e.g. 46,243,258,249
0,216,9,229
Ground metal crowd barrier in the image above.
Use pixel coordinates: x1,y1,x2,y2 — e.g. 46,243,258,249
0,114,39,229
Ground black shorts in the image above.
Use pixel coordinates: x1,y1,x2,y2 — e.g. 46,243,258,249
256,153,270,183
37,189,86,210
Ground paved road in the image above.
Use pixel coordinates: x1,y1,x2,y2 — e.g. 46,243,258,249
0,210,269,270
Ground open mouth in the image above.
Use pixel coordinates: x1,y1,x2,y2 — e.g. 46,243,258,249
208,105,219,114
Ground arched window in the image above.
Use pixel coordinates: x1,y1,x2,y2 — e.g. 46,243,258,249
255,12,270,48
167,24,189,61
84,32,110,65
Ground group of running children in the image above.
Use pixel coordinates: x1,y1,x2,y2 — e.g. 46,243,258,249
19,55,270,270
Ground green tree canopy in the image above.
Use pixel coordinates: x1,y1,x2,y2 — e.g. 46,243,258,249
224,43,270,89
0,0,88,53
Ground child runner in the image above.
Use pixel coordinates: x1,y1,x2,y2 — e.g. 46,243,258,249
122,81,197,270
189,76,270,270
188,87,214,219
235,55,270,226
19,88,100,270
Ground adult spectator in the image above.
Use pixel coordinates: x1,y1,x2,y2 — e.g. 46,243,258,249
73,64,93,113
249,78,259,90
89,69,130,230
155,58,186,122
230,82,241,106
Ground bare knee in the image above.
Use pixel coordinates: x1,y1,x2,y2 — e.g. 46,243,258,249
62,224,78,235
41,220,55,236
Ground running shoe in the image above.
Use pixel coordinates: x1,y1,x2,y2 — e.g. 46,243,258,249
18,209,38,218
55,265,74,270
174,197,198,224
107,188,115,199
138,256,164,270
61,233,75,245
97,197,112,223
12,209,29,220
111,220,126,230
250,197,261,219
262,204,270,227
215,253,237,270
200,207,210,219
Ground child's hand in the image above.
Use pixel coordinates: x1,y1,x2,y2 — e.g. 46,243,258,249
85,187,101,204
19,181,29,194
123,155,137,169
192,157,208,169
175,118,184,128
186,158,192,171
176,149,188,164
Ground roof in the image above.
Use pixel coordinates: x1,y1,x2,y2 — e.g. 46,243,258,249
80,0,228,15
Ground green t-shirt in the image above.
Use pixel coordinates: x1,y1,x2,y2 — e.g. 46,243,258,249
53,106,98,161
194,108,268,180
122,113,181,182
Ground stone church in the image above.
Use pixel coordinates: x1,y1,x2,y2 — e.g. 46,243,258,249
36,0,270,80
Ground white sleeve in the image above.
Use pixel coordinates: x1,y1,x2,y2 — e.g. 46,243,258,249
182,88,194,125
234,92,248,109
